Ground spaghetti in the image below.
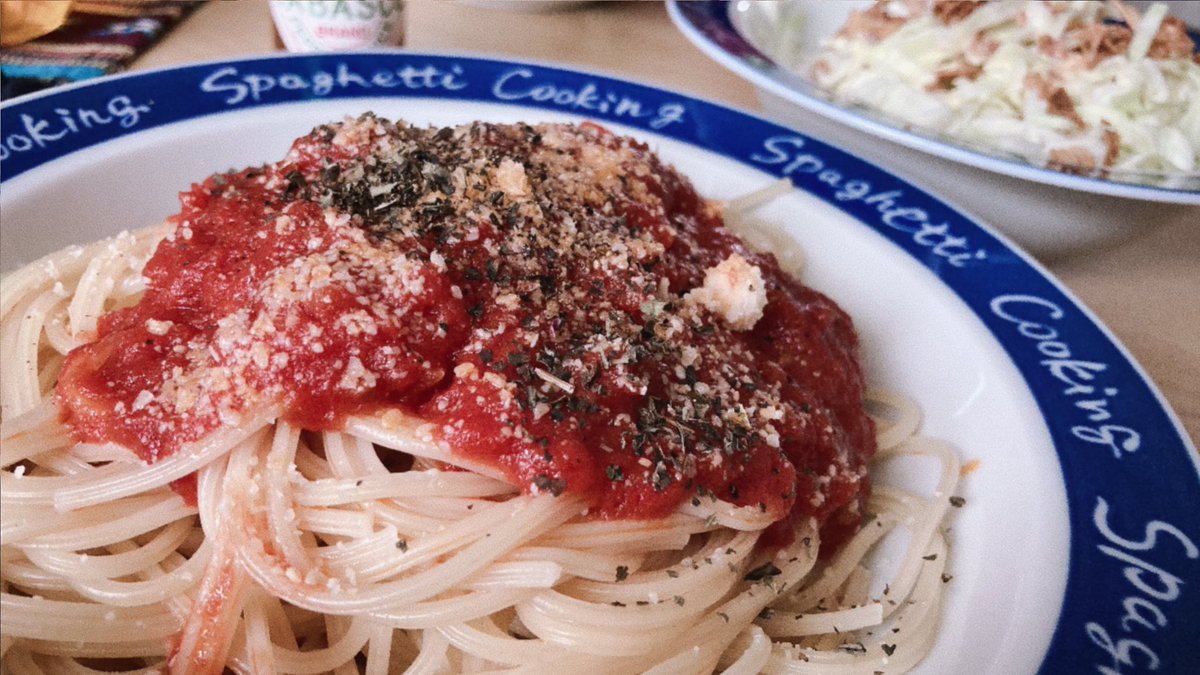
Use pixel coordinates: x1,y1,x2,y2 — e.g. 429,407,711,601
0,117,959,674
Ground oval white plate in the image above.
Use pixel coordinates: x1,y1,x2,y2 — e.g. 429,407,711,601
670,0,1200,199
2,53,1197,674
668,0,1200,258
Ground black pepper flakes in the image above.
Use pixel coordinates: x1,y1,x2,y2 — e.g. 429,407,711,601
744,562,781,582
532,474,566,497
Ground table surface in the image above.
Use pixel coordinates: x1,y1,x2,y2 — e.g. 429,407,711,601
129,0,1198,449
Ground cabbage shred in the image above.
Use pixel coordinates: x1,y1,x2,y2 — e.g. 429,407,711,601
806,0,1200,187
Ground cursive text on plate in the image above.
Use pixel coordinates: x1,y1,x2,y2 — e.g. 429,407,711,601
1085,496,1198,673
0,96,151,162
199,62,469,105
750,136,987,267
990,294,1141,459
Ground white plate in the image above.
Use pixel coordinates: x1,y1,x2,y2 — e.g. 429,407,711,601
2,53,1197,674
668,0,1200,258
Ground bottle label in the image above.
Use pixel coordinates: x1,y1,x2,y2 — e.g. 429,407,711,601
270,0,405,52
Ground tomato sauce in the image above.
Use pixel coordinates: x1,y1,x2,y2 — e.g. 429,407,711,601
56,116,874,545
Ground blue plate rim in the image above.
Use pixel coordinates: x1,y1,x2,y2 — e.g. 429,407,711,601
2,51,1198,674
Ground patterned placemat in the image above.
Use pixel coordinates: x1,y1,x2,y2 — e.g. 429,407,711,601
1,0,202,100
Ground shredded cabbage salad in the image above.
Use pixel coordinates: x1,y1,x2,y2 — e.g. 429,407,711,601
806,0,1200,186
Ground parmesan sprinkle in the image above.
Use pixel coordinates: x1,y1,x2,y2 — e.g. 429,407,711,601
685,254,769,331
534,368,575,394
